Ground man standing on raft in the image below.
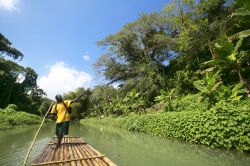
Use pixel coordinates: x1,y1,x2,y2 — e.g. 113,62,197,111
48,94,84,149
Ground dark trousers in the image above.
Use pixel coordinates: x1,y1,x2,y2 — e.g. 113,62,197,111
55,121,70,136
55,121,70,147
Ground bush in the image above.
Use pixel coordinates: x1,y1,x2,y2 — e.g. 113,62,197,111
6,104,18,111
82,101,250,152
0,104,42,130
171,94,210,112
89,90,145,117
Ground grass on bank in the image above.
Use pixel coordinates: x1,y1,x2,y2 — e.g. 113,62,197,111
0,104,42,130
81,101,250,152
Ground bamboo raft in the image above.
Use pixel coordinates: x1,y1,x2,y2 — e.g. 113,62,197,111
31,136,117,166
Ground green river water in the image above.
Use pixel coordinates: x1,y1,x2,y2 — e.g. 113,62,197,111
0,122,249,166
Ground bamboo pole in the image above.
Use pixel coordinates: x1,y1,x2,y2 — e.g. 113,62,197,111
30,155,105,165
22,101,54,166
47,142,87,145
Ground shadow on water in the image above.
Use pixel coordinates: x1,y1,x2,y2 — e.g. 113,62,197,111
0,122,249,166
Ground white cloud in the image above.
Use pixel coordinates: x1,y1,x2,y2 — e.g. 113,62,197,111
83,51,90,61
0,0,20,11
38,61,92,99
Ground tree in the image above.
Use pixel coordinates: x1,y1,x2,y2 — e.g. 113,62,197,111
63,88,92,119
202,0,250,92
95,13,174,84
213,38,250,92
85,0,250,117
163,0,233,61
0,33,46,114
95,13,176,105
0,58,24,108
38,98,53,116
0,33,23,60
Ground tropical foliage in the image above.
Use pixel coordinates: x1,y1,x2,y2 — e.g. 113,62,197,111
0,33,48,115
78,0,250,152
79,0,249,117
82,100,250,151
0,104,42,130
1,0,250,151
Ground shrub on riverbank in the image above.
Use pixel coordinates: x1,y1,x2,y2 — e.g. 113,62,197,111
0,104,42,130
81,101,250,152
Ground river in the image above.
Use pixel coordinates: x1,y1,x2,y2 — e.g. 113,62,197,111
0,122,249,166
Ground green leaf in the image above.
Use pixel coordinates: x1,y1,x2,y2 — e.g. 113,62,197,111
227,53,237,61
202,67,216,73
214,43,222,48
202,60,215,65
232,82,244,92
232,10,250,16
231,29,250,39
230,91,238,98
160,89,168,95
234,38,244,55
193,81,206,92
211,81,222,92
231,96,242,101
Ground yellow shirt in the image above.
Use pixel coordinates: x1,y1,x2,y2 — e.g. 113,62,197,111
51,100,72,123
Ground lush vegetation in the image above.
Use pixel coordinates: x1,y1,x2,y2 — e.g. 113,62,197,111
0,33,52,129
1,0,250,152
0,104,42,130
70,0,250,117
0,33,51,116
78,0,250,152
82,100,250,151
92,0,250,105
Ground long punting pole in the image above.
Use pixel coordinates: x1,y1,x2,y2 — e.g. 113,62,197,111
22,101,54,166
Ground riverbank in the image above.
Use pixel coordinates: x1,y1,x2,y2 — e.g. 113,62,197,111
0,104,42,130
81,102,250,152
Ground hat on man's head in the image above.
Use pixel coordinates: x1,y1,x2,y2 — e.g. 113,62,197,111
55,94,62,102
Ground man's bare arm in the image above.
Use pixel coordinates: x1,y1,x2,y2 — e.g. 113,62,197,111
71,94,84,103
46,106,56,119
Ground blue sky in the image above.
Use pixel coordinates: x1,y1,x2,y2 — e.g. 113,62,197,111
0,0,169,98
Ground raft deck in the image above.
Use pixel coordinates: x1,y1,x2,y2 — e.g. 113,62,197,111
31,136,117,166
